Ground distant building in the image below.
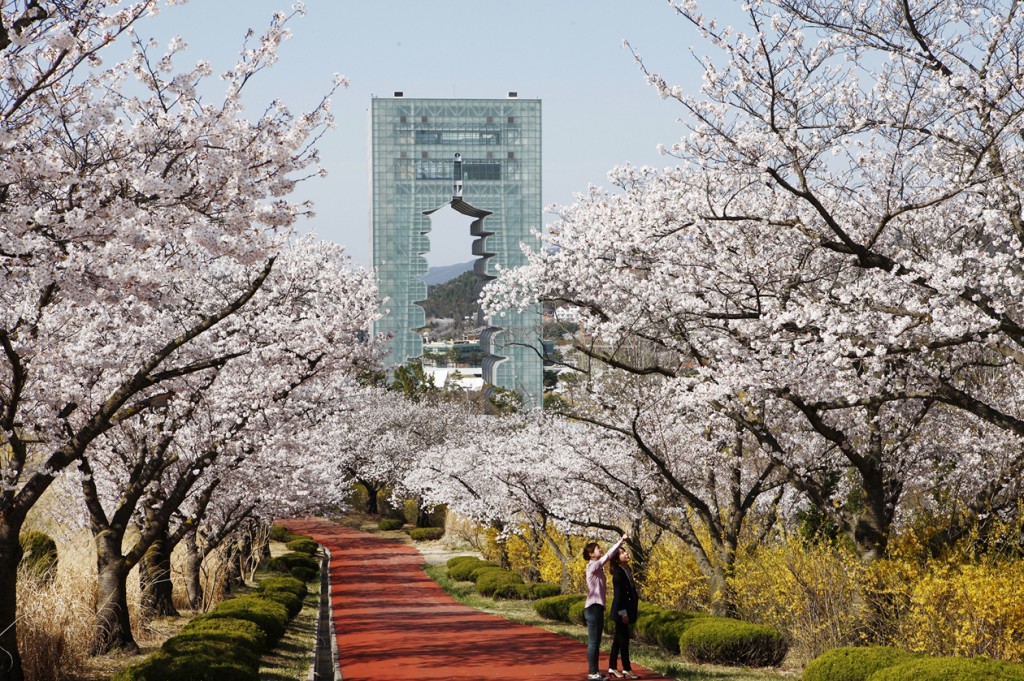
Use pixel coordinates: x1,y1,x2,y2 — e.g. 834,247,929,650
370,95,543,408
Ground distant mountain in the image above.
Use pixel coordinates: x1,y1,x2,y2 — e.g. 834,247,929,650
421,270,480,322
422,260,474,286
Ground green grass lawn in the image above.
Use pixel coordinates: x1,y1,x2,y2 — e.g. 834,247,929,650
423,564,800,681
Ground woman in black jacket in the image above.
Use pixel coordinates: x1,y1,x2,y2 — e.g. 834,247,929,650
607,547,639,679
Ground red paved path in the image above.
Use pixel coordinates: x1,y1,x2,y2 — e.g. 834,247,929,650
283,518,666,681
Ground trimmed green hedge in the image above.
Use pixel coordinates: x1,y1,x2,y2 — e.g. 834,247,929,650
467,561,502,581
448,558,500,582
378,518,404,531
409,527,445,541
803,646,917,681
257,576,308,600
534,594,585,621
519,582,561,600
175,617,268,653
113,649,256,681
257,589,303,619
680,618,789,667
868,656,1024,680
269,524,301,543
265,551,319,582
634,606,707,652
446,555,479,570
284,538,318,555
476,568,523,597
207,596,290,646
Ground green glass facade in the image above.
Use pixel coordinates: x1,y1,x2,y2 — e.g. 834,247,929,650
370,96,543,408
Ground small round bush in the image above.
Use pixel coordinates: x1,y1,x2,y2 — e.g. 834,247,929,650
568,599,587,625
867,656,1024,680
527,582,561,599
446,555,479,570
19,530,58,580
289,565,319,582
269,525,301,543
285,538,318,555
476,569,523,596
208,595,290,645
448,558,486,581
467,561,503,581
113,647,258,681
257,576,308,599
635,608,707,653
533,593,586,622
409,527,445,541
492,581,531,599
679,618,788,667
266,551,319,581
803,646,915,681
378,518,404,531
176,616,268,653
159,637,260,674
258,589,303,618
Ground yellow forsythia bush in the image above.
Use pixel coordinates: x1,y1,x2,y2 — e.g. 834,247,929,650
640,536,708,612
729,538,867,662
898,561,1024,662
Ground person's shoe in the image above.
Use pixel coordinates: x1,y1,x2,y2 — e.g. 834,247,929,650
586,675,607,681
621,671,640,679
608,669,623,679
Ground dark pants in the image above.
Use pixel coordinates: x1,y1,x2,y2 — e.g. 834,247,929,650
609,617,632,671
583,604,604,674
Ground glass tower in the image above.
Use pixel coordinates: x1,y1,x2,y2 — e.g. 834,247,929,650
370,96,543,408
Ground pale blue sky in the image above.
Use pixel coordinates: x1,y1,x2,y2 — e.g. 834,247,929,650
141,1,743,266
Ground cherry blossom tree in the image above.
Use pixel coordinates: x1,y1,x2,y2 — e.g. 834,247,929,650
0,2,351,674
484,0,1024,566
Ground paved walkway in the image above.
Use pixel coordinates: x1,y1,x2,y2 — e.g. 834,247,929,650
282,518,666,681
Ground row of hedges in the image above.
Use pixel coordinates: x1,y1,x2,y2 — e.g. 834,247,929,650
377,518,445,541
803,646,1024,680
446,556,561,600
265,529,320,582
114,564,314,680
534,594,787,667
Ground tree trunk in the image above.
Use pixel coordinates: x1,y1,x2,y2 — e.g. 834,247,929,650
0,518,25,681
221,541,244,594
139,529,179,618
362,482,380,515
183,532,204,611
93,531,139,654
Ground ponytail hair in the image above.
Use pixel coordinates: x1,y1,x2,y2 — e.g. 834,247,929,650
607,547,622,574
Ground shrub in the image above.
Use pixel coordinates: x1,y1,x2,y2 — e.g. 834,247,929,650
534,594,586,622
679,618,789,667
868,655,1024,680
266,551,319,581
410,527,445,541
175,616,268,653
526,582,561,599
467,562,502,581
285,538,318,555
477,569,523,597
112,648,257,681
257,576,308,599
492,581,531,599
207,595,290,645
446,555,479,570
803,646,916,681
568,599,591,625
635,607,708,653
378,518,404,531
289,565,319,583
19,531,58,580
448,558,486,581
258,589,303,618
269,525,301,543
